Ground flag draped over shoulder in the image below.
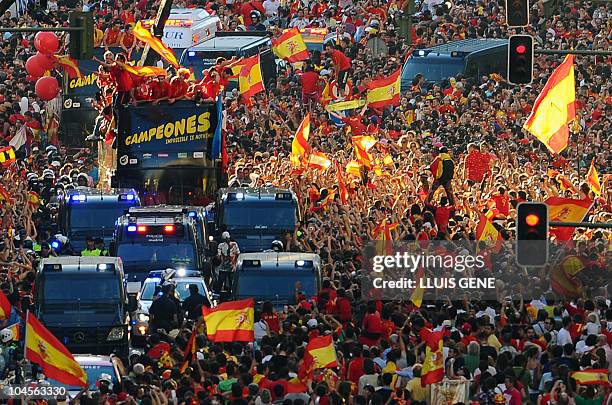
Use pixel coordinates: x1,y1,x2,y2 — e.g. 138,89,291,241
586,159,601,195
291,113,311,158
53,55,82,79
545,197,592,240
420,328,444,386
298,335,337,381
272,28,309,63
523,54,576,155
550,255,585,298
0,290,11,320
238,55,264,100
132,21,179,68
202,299,254,342
179,327,198,373
366,69,401,109
25,313,88,387
570,369,609,385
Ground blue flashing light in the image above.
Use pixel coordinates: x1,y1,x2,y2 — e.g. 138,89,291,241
51,241,60,249
126,194,134,201
188,211,197,218
188,51,195,57
70,194,86,202
127,225,137,232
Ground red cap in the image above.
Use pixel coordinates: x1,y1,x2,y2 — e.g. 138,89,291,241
462,323,472,332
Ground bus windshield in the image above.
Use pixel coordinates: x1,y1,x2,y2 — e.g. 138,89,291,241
223,205,296,229
43,275,120,302
237,270,317,300
403,57,464,83
117,243,196,267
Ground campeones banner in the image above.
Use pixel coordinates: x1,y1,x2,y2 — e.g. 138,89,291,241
117,100,218,170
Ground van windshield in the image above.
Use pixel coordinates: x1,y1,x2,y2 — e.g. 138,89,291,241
43,274,120,302
403,57,464,83
117,243,196,267
223,204,296,229
238,270,317,300
68,204,132,233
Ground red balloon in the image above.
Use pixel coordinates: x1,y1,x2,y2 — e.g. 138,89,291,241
36,51,55,70
34,31,59,54
25,52,55,78
35,76,60,101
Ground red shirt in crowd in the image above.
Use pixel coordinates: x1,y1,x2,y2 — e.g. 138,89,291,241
343,117,367,136
328,49,351,72
347,356,364,384
465,150,490,182
301,71,320,94
261,312,280,334
150,79,171,99
110,65,134,92
491,193,510,216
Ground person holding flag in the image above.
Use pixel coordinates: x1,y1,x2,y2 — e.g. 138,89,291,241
426,146,456,206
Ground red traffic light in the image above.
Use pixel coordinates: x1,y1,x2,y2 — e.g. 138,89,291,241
525,214,540,227
515,44,527,54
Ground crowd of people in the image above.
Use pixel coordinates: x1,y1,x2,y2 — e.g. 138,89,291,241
1,0,612,403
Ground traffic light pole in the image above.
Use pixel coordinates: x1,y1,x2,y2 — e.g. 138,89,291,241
550,221,612,229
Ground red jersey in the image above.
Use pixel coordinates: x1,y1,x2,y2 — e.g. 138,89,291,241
491,194,510,216
261,313,280,334
301,71,320,94
150,80,171,99
104,28,121,46
343,117,366,136
329,49,351,71
169,77,190,98
110,65,133,92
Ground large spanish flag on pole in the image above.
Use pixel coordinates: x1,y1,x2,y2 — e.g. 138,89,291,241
133,21,179,68
123,63,168,78
523,54,576,155
570,369,609,386
420,328,444,387
291,113,311,157
366,69,401,109
545,196,592,240
25,312,88,387
272,28,309,63
202,299,254,342
239,55,265,100
586,159,602,195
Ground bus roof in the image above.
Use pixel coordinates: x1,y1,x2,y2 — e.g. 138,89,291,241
424,39,507,55
188,33,270,52
65,188,137,197
237,252,320,271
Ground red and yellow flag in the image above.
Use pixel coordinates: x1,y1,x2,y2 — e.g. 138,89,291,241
132,21,179,68
373,220,399,255
272,28,309,63
420,328,444,386
179,327,198,373
336,163,349,204
2,323,20,341
53,55,82,79
202,299,254,342
0,183,14,205
28,191,41,207
25,313,88,387
0,290,11,320
475,214,502,251
545,197,592,241
570,369,609,385
523,54,576,155
353,139,373,169
123,63,168,78
366,69,401,109
307,151,332,171
291,113,311,157
586,159,602,195
410,267,425,308
0,146,16,167
550,255,585,298
298,335,337,381
238,55,264,100
346,160,361,177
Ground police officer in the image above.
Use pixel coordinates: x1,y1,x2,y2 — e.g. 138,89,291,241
148,284,179,333
216,232,240,292
81,236,101,256
182,284,208,320
95,238,108,256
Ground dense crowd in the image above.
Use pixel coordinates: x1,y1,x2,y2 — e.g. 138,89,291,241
1,0,612,404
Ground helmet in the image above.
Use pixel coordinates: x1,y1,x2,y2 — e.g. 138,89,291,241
250,10,260,19
0,328,13,343
222,231,230,240
58,175,71,184
54,234,69,245
271,240,284,252
98,373,113,390
26,172,38,181
45,145,58,154
76,173,89,187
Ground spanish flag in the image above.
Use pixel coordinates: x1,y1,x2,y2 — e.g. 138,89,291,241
383,155,394,167
179,327,198,373
298,335,337,381
123,63,168,78
353,139,374,169
25,313,88,387
0,183,14,205
2,322,20,341
410,267,425,308
352,135,377,152
53,55,82,79
366,69,401,109
336,163,349,204
523,54,576,155
202,299,254,342
570,369,609,385
28,191,41,207
586,158,602,195
0,290,11,320
475,215,502,251
550,255,585,298
346,160,361,177
132,21,179,68
272,28,309,63
307,151,332,171
0,146,16,167
291,113,311,157
238,55,264,100
373,220,399,256
420,328,444,386
545,197,592,241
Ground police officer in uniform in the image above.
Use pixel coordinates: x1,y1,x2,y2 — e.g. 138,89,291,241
81,236,101,256
95,238,108,256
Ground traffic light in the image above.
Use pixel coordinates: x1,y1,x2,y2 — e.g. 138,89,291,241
507,35,533,85
68,11,94,60
505,0,529,27
516,202,548,266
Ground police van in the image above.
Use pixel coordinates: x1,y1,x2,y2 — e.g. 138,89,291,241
233,253,321,306
215,187,299,252
58,188,140,253
401,38,507,90
111,206,205,281
34,257,133,358
142,8,219,54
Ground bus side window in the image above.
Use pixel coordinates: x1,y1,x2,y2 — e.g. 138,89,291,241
465,60,478,78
